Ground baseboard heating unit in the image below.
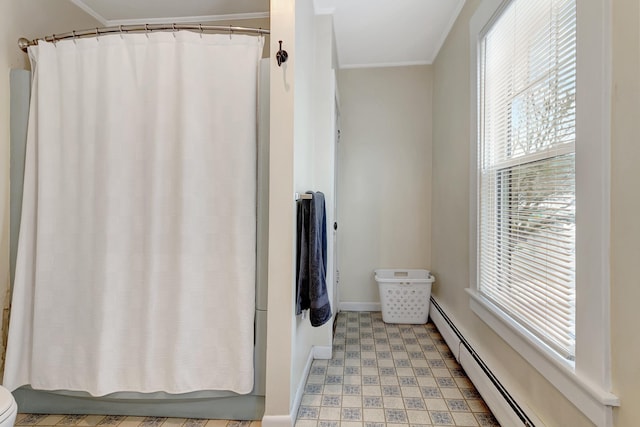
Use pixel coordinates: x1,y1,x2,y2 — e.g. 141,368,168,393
429,297,541,427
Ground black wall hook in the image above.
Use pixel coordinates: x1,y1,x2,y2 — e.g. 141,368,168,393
276,40,288,67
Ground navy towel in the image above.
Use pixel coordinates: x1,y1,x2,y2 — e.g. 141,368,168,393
296,191,332,327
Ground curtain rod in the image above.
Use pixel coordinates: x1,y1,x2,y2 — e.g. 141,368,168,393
18,23,270,52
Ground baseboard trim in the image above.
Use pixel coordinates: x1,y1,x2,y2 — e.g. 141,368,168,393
338,302,381,312
263,345,322,427
313,345,332,360
286,344,335,425
291,347,315,425
261,415,294,427
429,297,542,427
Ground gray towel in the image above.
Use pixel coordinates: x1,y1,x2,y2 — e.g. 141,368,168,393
296,191,332,327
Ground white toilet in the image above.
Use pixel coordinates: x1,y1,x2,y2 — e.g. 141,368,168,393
0,386,17,427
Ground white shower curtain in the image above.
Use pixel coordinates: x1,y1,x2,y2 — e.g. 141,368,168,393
4,31,264,396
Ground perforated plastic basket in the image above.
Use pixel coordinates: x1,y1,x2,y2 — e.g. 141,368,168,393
375,269,434,324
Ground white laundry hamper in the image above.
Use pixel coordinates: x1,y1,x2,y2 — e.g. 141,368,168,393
375,269,435,324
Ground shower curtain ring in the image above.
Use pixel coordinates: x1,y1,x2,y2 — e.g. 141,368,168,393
172,23,177,38
95,28,100,42
199,24,204,38
145,24,150,38
229,25,233,39
51,34,57,45
119,25,124,39
72,30,77,45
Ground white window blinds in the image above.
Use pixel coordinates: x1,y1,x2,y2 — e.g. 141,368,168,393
478,0,577,360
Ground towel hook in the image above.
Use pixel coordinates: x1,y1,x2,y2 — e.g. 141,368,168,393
276,40,288,67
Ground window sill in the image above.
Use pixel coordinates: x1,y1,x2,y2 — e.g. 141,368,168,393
465,288,619,426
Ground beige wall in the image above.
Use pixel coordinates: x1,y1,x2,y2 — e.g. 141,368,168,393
265,1,337,422
0,0,100,372
292,4,335,407
336,66,433,306
433,0,640,426
610,0,640,425
264,0,296,419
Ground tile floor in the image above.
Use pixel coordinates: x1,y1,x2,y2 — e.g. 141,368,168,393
15,415,260,427
295,311,500,427
16,311,499,427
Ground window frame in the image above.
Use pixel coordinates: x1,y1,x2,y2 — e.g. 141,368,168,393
467,0,619,426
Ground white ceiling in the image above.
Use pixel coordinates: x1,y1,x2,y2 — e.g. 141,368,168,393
314,0,465,68
69,0,465,68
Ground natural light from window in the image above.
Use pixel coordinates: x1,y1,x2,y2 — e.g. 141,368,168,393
477,0,577,362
